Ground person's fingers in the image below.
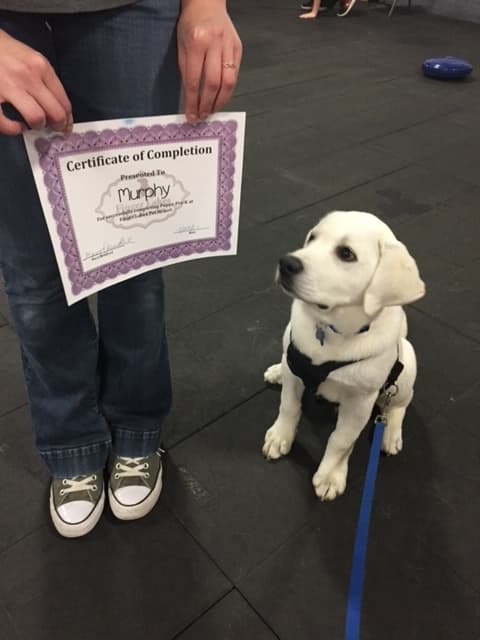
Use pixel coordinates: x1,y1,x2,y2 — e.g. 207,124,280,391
178,13,242,124
4,89,46,130
0,32,73,134
29,84,69,131
0,105,24,135
42,63,73,127
198,40,223,119
177,48,189,118
179,40,206,124
213,47,241,113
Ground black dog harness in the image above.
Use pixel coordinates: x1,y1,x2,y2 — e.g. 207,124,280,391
286,325,404,392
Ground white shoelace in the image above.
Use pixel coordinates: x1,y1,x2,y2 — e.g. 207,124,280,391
60,474,98,496
114,457,149,480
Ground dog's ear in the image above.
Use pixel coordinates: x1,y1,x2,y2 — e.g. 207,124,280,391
363,242,425,316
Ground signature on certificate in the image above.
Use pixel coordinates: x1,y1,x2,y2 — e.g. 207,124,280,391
83,236,135,262
174,224,209,236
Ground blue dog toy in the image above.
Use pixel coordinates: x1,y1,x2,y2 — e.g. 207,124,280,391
422,57,473,80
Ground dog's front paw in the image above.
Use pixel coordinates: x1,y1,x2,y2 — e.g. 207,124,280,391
312,464,348,501
382,427,403,455
264,363,282,386
262,425,294,460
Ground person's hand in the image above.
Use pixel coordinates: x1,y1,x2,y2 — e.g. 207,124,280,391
0,29,72,136
177,0,242,124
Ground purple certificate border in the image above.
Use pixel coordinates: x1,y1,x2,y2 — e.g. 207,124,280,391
34,120,238,297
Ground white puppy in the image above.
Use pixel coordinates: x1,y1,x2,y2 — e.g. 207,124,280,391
262,211,425,500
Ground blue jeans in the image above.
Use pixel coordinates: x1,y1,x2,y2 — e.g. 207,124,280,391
0,0,180,477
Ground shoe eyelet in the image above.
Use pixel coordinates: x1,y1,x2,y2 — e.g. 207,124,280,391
62,479,68,485
92,485,97,491
91,475,97,481
145,472,150,479
144,463,149,469
114,473,120,480
60,489,65,496
115,463,121,470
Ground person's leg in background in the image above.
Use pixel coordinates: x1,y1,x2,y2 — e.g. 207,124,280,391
300,0,337,17
50,0,181,521
300,0,323,19
0,12,110,538
299,0,355,16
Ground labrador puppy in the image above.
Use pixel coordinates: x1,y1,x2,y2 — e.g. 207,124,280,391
262,211,425,500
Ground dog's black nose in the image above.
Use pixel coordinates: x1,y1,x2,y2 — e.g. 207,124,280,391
279,255,303,277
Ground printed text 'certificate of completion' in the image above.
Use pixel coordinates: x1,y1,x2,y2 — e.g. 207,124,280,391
23,112,245,305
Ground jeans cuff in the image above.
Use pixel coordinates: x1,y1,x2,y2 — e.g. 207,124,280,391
39,440,111,478
111,426,161,458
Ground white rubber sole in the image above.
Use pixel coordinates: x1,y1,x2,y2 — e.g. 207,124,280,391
49,488,105,538
108,468,163,521
337,0,357,16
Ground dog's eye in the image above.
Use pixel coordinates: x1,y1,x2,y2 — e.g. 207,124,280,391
336,245,357,262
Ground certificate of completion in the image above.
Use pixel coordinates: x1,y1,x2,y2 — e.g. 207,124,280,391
23,112,245,305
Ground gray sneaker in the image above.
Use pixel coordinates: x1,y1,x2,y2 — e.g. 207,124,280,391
108,450,163,520
50,473,105,538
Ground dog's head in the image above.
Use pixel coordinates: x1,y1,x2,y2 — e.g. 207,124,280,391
277,210,425,317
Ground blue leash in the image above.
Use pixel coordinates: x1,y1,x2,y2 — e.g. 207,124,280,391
344,419,385,640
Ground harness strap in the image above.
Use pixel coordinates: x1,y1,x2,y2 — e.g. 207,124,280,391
383,358,404,390
287,339,404,392
286,340,356,390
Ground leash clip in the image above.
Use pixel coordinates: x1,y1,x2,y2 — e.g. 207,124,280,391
374,383,399,426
